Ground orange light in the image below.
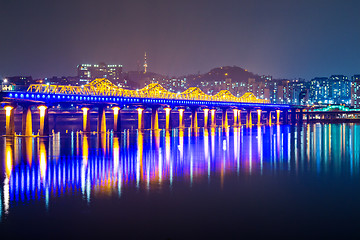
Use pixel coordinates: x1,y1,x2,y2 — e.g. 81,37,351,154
112,106,120,115
137,108,144,129
38,105,47,118
276,110,281,124
257,109,262,125
4,106,13,117
179,109,185,128
164,108,171,129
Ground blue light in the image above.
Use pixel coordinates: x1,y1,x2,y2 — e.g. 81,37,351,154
9,93,13,97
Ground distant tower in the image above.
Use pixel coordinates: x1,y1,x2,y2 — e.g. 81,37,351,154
143,52,148,73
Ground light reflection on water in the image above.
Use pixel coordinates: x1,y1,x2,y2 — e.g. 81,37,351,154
1,123,360,221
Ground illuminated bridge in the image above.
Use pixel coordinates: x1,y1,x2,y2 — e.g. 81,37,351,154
0,78,304,136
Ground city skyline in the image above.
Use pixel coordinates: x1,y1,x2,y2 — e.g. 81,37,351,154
1,0,360,80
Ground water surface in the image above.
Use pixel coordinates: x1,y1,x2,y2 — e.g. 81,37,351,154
1,124,360,239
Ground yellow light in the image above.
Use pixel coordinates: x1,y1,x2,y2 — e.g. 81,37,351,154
38,105,47,118
82,107,89,114
39,141,47,180
137,108,144,114
179,109,184,128
257,109,262,125
112,106,120,115
203,109,209,127
210,109,216,126
4,106,13,117
5,143,13,178
165,108,171,129
137,108,144,129
276,110,281,124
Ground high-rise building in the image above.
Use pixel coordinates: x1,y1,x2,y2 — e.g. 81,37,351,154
310,77,330,104
77,63,123,85
288,79,309,105
310,75,351,105
351,75,360,108
329,75,351,104
264,78,290,104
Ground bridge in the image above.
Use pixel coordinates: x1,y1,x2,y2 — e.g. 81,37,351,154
0,78,304,137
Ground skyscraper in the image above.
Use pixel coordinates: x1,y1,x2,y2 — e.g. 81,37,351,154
351,75,360,108
310,75,351,105
77,63,123,85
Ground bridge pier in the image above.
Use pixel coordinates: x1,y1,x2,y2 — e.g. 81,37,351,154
291,109,297,124
203,108,209,128
298,109,303,124
221,108,228,129
151,107,159,130
233,109,238,126
97,106,107,133
267,111,272,125
238,110,242,125
38,105,49,137
137,107,145,130
276,110,280,124
306,110,310,123
5,105,15,136
21,105,33,136
257,109,262,125
246,109,252,127
210,109,216,127
283,110,288,124
164,107,172,130
190,108,198,129
178,108,185,128
82,107,91,132
113,106,121,132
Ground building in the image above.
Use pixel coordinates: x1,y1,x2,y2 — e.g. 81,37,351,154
77,63,123,85
329,75,351,105
288,79,309,105
264,78,290,104
310,75,351,105
43,76,79,86
310,77,330,104
2,76,33,91
166,77,188,92
351,75,360,108
3,76,33,86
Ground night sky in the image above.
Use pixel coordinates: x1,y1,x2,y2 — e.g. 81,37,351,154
0,0,359,80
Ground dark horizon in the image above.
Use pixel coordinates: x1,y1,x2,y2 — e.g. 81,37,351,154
1,0,360,80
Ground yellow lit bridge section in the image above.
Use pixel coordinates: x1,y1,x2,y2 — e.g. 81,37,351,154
26,78,270,103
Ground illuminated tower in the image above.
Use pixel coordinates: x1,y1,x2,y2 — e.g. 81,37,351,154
144,52,148,73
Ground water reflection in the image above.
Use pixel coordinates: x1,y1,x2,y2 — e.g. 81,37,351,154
1,123,360,219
